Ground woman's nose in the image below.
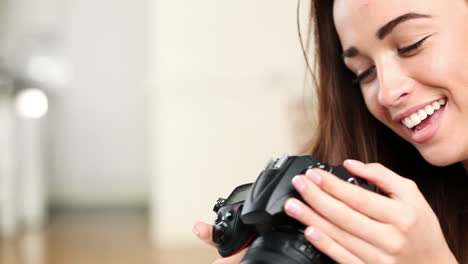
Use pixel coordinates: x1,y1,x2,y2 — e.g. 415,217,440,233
376,60,413,107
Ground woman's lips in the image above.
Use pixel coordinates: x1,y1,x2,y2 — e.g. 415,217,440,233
400,98,447,129
408,103,446,144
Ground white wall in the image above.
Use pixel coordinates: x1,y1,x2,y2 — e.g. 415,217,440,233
0,0,151,208
150,0,314,245
47,0,149,207
0,0,149,234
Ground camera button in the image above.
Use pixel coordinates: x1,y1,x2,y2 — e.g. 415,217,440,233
215,212,223,223
213,222,230,244
225,211,234,221
310,162,332,172
295,239,316,259
347,177,359,185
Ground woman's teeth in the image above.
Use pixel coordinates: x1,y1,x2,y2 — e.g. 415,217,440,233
402,98,446,129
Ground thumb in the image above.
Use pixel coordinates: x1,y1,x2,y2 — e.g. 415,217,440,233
193,221,216,247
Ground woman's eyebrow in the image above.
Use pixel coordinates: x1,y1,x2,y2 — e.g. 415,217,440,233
342,12,432,59
377,12,432,40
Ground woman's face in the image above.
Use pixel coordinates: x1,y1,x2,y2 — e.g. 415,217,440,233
334,0,468,167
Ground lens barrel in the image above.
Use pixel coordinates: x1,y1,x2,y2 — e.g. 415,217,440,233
240,230,336,264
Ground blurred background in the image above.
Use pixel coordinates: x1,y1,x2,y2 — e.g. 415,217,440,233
0,0,315,263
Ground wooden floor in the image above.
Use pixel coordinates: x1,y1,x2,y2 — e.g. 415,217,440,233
0,209,218,264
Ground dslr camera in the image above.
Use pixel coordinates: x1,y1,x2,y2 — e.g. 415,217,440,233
212,154,375,264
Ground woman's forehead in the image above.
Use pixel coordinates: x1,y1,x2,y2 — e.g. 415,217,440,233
333,0,438,22
333,0,442,45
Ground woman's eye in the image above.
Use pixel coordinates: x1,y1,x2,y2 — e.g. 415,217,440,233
352,65,376,85
351,35,433,84
397,35,431,56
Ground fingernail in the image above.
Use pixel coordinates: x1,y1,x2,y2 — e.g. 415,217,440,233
284,199,303,216
306,169,322,185
192,223,200,237
292,176,306,192
345,159,364,167
305,227,321,242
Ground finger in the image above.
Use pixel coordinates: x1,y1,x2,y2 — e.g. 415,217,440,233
307,167,402,224
284,198,388,263
285,198,388,263
343,160,418,199
304,226,365,264
193,221,215,247
291,175,393,249
212,247,248,264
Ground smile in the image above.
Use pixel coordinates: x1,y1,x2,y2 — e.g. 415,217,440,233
401,98,447,129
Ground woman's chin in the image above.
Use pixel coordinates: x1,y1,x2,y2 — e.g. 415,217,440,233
419,150,461,167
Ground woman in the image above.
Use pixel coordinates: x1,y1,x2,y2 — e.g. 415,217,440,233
194,0,468,263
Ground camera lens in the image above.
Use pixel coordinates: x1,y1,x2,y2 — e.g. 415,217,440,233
240,230,335,264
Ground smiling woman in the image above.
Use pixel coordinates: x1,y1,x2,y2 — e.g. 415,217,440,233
193,0,468,263
304,0,468,263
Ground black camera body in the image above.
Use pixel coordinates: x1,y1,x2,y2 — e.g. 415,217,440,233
212,155,374,264
212,183,256,257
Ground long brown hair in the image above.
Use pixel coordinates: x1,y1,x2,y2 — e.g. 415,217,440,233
302,0,468,262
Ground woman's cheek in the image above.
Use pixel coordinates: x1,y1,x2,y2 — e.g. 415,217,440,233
361,84,385,122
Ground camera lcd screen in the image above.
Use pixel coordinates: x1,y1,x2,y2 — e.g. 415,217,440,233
226,184,252,205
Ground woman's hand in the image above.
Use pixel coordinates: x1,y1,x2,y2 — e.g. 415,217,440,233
193,221,248,264
283,160,458,264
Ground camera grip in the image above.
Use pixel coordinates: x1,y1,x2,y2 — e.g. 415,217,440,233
213,203,256,257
